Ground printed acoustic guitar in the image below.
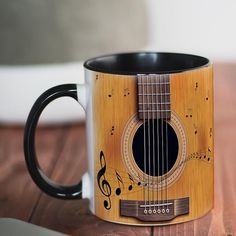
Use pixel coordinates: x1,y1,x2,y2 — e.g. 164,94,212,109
93,64,213,225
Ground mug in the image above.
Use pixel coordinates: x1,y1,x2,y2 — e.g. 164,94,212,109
24,52,214,225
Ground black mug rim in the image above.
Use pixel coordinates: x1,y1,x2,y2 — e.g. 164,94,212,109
84,52,210,75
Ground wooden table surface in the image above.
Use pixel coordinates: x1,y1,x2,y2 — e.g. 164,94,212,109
0,64,236,236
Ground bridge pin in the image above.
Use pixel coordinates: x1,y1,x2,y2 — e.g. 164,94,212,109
166,208,170,213
153,209,157,214
144,209,148,214
148,209,152,214
157,209,161,214
162,209,165,214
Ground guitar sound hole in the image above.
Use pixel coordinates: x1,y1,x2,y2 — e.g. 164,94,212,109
132,119,179,176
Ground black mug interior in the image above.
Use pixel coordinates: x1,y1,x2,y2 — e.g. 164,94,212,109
84,52,209,75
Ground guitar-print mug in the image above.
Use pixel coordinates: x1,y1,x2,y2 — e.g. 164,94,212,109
24,52,214,225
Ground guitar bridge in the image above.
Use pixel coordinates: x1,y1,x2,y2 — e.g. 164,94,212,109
120,197,189,222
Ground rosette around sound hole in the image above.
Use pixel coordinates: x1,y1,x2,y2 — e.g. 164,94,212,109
132,119,179,176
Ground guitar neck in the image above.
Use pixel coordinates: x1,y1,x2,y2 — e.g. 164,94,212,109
137,74,171,120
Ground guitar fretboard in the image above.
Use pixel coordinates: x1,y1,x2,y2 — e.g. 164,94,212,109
137,74,171,120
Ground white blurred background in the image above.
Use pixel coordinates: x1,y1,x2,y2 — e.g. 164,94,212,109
147,0,236,61
1,0,235,124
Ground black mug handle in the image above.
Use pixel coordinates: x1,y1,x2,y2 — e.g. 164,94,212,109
24,84,82,199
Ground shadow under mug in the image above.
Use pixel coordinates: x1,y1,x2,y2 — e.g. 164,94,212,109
24,52,213,225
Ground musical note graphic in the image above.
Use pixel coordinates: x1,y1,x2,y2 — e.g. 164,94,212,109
97,151,112,210
137,175,142,186
128,173,135,191
186,108,193,118
108,89,114,98
115,171,124,196
193,123,198,135
209,128,213,137
124,88,130,97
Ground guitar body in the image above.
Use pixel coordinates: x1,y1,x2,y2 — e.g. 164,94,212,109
88,64,213,225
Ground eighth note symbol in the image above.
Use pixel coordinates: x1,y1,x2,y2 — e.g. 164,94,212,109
108,89,114,98
115,171,124,196
128,173,135,191
209,128,212,137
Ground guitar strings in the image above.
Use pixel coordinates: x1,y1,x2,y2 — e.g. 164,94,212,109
164,74,168,234
160,74,165,211
141,75,147,213
156,74,160,213
162,74,167,211
147,74,151,213
151,74,156,213
139,74,171,214
165,74,169,211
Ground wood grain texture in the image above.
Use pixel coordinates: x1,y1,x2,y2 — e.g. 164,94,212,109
93,65,213,225
0,125,66,220
0,63,235,235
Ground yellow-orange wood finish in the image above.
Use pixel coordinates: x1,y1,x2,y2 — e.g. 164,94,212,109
92,65,214,225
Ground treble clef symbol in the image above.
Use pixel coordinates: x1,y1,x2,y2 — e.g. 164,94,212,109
97,151,112,210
